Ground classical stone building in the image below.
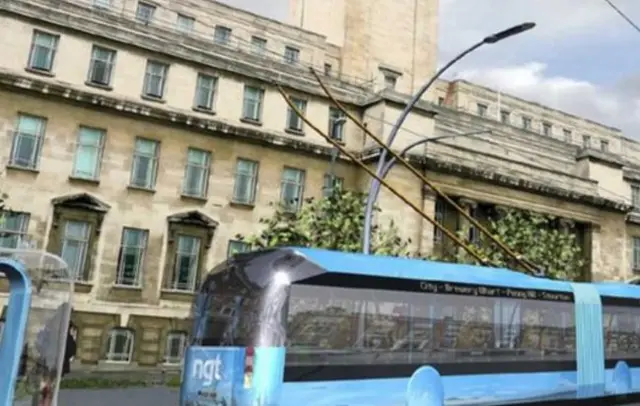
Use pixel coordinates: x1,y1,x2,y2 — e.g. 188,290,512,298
0,0,637,369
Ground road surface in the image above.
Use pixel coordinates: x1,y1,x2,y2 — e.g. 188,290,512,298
58,387,179,405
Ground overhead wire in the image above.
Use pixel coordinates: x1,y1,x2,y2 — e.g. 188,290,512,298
274,84,490,265
307,68,543,275
603,0,640,34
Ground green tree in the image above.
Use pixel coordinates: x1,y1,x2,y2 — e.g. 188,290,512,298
237,188,411,256
451,207,585,281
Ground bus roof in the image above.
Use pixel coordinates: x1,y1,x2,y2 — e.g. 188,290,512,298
283,247,573,293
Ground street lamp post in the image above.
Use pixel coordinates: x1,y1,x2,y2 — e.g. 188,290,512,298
379,130,491,179
361,22,535,254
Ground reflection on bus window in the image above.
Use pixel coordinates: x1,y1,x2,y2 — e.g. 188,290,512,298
285,284,576,366
603,305,640,359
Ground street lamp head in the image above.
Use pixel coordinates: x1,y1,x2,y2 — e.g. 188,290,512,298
483,22,536,44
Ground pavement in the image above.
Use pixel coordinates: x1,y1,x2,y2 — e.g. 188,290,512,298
57,387,179,406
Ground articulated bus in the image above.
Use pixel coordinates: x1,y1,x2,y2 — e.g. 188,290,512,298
180,247,640,406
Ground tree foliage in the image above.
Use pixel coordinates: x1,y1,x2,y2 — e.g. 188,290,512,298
237,186,585,281
452,208,585,281
237,188,411,256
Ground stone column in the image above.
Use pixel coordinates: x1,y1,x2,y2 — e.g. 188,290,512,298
419,186,438,256
457,197,478,244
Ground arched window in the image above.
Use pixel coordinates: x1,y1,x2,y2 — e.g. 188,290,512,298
104,328,134,363
164,330,187,365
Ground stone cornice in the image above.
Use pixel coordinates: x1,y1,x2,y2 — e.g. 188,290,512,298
627,211,640,225
0,68,631,214
0,70,351,162
361,91,438,117
623,168,640,183
358,148,630,213
576,148,624,168
1,0,370,104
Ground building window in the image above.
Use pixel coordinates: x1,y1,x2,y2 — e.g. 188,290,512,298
130,138,160,189
328,107,345,141
284,46,300,64
563,129,572,143
142,60,168,99
194,73,217,111
286,98,306,132
0,212,29,249
582,134,591,148
214,26,232,45
323,174,344,197
164,331,187,364
183,148,211,198
72,126,105,180
600,139,609,153
250,36,267,55
232,159,259,205
92,0,110,9
61,220,91,281
499,110,510,124
383,74,397,89
87,46,116,87
542,122,552,136
324,63,332,76
227,240,251,257
280,167,305,212
116,227,148,286
104,328,134,363
169,235,202,291
27,30,59,72
434,198,444,244
521,116,531,130
176,14,195,33
9,114,47,169
135,2,155,24
242,86,264,122
476,103,488,117
633,237,640,272
632,185,640,210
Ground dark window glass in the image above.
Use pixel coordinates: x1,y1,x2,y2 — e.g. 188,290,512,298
285,283,576,369
603,304,640,359
193,269,287,347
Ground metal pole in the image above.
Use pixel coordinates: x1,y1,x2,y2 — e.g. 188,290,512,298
362,23,536,254
379,130,491,180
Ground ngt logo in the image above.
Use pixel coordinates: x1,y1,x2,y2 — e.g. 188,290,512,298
191,354,223,386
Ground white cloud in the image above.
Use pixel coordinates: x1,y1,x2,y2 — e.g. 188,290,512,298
222,0,640,135
439,0,640,136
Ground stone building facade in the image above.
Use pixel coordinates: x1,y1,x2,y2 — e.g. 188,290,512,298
0,0,637,369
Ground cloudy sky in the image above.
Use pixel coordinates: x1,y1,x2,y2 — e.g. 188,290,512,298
221,0,640,136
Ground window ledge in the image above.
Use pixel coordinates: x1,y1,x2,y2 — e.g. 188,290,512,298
229,200,255,209
240,117,262,126
329,138,346,145
24,67,55,77
285,128,305,136
160,289,196,302
180,194,208,203
69,175,100,185
111,284,143,291
192,106,216,116
141,94,166,104
127,185,156,194
74,281,93,294
6,164,39,174
85,81,113,91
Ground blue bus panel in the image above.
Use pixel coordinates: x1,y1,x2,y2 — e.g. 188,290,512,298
180,247,640,405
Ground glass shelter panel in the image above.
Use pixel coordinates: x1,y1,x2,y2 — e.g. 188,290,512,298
0,248,73,406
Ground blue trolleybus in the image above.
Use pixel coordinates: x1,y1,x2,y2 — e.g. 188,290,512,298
180,247,640,405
